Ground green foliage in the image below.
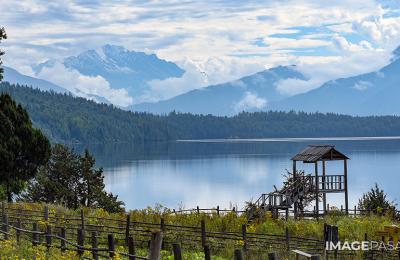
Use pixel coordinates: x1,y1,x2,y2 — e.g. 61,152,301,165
0,27,6,81
0,93,51,201
3,202,399,259
22,144,124,212
3,83,400,143
358,183,397,215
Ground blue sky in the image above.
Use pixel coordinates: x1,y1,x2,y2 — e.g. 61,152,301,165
1,0,400,105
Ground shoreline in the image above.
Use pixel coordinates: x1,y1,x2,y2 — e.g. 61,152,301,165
177,136,400,143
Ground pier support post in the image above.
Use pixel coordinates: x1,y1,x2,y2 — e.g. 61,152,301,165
344,159,349,215
293,160,297,219
322,161,326,214
315,162,319,219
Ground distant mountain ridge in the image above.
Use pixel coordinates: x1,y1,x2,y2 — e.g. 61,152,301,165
3,66,68,93
132,45,400,116
5,44,400,116
269,50,400,115
131,65,307,115
34,44,185,103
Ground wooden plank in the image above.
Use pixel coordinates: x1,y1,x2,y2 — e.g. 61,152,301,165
292,249,313,257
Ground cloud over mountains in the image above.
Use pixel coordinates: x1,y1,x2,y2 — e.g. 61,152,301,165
1,0,400,106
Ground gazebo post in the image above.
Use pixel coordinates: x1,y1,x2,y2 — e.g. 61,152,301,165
322,161,326,214
344,159,348,215
293,160,297,219
314,161,319,219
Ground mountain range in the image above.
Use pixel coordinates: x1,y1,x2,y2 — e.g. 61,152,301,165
3,44,400,116
270,48,400,115
33,44,185,104
131,65,306,115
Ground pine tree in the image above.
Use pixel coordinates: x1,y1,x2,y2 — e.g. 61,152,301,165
0,27,6,81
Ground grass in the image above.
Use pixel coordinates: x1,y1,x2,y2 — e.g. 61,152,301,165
0,202,398,259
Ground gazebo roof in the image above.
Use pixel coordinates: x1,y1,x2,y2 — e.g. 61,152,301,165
291,145,349,162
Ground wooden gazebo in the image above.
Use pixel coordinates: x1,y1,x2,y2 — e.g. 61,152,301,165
291,145,349,216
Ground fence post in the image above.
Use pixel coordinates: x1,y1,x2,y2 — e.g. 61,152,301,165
108,234,115,258
77,229,85,257
217,206,220,215
32,222,38,246
60,227,66,252
234,249,243,260
125,214,131,246
148,231,163,260
80,209,85,230
354,205,357,216
44,205,49,222
128,236,136,260
2,212,8,240
201,219,206,247
173,243,182,260
285,227,290,251
46,225,52,248
197,206,200,214
204,245,211,260
160,217,165,232
92,231,99,260
268,252,277,260
16,218,21,243
1,201,5,217
241,224,247,251
311,256,321,260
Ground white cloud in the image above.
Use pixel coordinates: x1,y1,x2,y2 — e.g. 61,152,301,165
144,60,208,102
145,57,265,102
37,62,133,106
275,78,324,96
234,92,267,112
1,0,400,102
353,80,373,91
274,44,392,95
263,37,331,49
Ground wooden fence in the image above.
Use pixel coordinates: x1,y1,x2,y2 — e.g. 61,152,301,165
0,203,326,259
175,204,400,219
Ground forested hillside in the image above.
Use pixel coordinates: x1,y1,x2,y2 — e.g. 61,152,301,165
2,82,400,143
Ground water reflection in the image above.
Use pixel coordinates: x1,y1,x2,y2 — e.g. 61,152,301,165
75,139,400,210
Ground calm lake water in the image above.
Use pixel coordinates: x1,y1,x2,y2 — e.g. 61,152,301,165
79,138,400,210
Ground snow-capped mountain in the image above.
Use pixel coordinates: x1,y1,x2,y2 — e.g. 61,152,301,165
33,44,185,103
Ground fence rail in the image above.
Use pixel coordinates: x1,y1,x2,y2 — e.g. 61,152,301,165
0,202,328,259
2,202,397,259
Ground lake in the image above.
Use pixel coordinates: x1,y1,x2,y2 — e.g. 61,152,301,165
80,138,400,210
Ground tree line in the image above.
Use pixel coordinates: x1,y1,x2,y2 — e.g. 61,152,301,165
2,82,400,144
0,93,124,212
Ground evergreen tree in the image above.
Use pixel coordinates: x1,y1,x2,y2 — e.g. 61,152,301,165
0,27,6,81
23,144,124,212
358,183,397,215
0,93,51,201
